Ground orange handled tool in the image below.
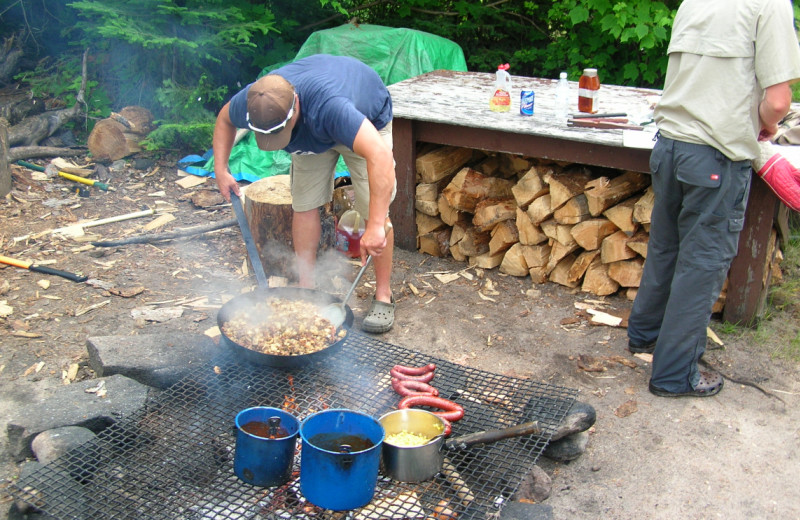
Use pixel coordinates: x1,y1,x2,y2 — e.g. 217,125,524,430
0,255,88,282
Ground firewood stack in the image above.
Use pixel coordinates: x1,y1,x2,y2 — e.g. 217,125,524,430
413,144,727,309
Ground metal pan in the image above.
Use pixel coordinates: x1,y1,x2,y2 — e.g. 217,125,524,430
218,287,354,368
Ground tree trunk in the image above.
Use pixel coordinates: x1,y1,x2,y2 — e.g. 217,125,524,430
0,117,10,197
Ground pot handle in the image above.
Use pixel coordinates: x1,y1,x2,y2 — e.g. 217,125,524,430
444,420,541,452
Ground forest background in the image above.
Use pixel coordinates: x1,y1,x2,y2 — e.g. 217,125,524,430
2,0,799,153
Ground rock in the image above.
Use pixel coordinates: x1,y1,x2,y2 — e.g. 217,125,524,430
550,401,596,441
10,461,87,518
513,464,552,503
500,501,554,519
86,333,219,389
31,426,96,464
12,461,44,515
543,430,590,462
6,374,149,461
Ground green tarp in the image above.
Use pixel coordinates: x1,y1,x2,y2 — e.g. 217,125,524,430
198,23,467,180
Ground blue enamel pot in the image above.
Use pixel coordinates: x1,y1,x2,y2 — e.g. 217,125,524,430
234,407,299,487
299,409,385,511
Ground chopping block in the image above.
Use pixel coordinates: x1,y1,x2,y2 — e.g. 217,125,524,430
242,175,336,281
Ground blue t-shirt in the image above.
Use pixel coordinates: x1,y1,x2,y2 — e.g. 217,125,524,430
228,55,392,154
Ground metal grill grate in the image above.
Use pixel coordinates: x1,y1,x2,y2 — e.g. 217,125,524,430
9,332,577,519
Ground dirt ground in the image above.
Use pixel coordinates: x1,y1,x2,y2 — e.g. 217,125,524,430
1,158,799,519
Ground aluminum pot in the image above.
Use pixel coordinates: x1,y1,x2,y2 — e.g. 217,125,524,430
380,409,542,483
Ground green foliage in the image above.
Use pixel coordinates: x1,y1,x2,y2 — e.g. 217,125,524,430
140,122,215,152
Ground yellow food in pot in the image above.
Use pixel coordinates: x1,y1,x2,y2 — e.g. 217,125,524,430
385,431,431,447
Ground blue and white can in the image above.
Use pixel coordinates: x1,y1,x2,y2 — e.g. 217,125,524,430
520,90,535,116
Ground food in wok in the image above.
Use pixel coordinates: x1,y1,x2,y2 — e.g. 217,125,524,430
221,297,347,356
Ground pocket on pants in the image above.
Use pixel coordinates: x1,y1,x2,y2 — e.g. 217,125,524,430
675,149,724,189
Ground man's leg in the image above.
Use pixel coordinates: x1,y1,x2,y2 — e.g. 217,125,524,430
293,208,322,288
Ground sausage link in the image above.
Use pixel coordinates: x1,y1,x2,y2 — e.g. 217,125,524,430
390,367,434,383
392,363,436,376
391,378,438,397
398,395,465,422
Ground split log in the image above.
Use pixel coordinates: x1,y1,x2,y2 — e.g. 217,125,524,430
546,240,580,274
582,257,620,295
600,230,638,264
455,224,491,257
469,250,505,269
529,265,549,284
442,167,515,212
499,243,529,276
438,194,462,226
633,187,655,224
526,194,554,225
603,197,638,235
516,208,548,245
475,154,502,176
584,171,650,216
489,219,519,256
549,253,580,288
502,155,533,178
415,199,439,216
607,257,645,287
568,250,600,284
522,243,551,269
88,106,154,161
416,212,446,236
450,241,467,262
118,106,154,135
625,229,650,258
545,166,593,210
570,218,618,251
511,166,549,209
553,194,591,225
243,175,335,280
416,146,473,183
419,228,451,257
473,197,517,232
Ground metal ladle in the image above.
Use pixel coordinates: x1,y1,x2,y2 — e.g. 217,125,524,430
319,255,372,328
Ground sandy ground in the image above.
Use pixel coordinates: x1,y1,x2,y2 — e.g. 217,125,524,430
1,161,799,519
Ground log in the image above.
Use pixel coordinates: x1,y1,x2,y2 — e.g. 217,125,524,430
553,193,591,225
88,119,128,161
118,106,154,135
570,218,618,251
633,187,655,224
489,219,519,256
500,154,533,178
522,243,551,269
511,165,550,209
526,194,554,225
419,228,451,257
475,154,502,176
456,224,491,257
415,199,439,216
549,253,580,288
469,250,505,269
473,197,517,232
568,250,600,284
603,197,638,235
438,194,462,226
499,243,529,276
529,266,549,284
546,240,580,274
0,117,9,197
450,241,467,262
607,257,645,287
442,167,515,212
416,212,446,236
516,208,548,245
545,166,593,210
416,145,473,183
584,171,650,216
625,229,650,258
582,257,620,295
600,230,638,264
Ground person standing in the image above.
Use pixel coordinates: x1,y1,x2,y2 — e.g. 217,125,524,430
627,0,800,396
213,54,397,333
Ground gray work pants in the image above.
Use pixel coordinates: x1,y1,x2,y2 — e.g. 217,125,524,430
627,136,751,393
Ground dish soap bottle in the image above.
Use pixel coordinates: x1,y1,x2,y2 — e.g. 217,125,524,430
555,71,570,120
489,63,512,112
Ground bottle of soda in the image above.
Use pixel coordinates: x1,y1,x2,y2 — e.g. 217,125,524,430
578,68,600,113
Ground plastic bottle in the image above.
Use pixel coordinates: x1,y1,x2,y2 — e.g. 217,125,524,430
489,63,512,112
335,209,365,258
555,72,570,120
578,68,600,113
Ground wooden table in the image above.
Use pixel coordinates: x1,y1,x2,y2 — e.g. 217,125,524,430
387,70,778,324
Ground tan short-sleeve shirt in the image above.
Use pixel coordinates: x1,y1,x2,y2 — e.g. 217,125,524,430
655,0,800,161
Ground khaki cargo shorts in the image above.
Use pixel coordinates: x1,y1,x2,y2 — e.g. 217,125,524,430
289,121,396,220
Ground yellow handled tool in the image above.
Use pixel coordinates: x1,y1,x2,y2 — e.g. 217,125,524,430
0,254,88,282
58,171,111,191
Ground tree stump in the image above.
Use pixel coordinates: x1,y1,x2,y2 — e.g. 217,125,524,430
243,175,335,280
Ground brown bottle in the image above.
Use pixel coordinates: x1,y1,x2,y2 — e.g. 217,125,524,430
578,68,600,113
